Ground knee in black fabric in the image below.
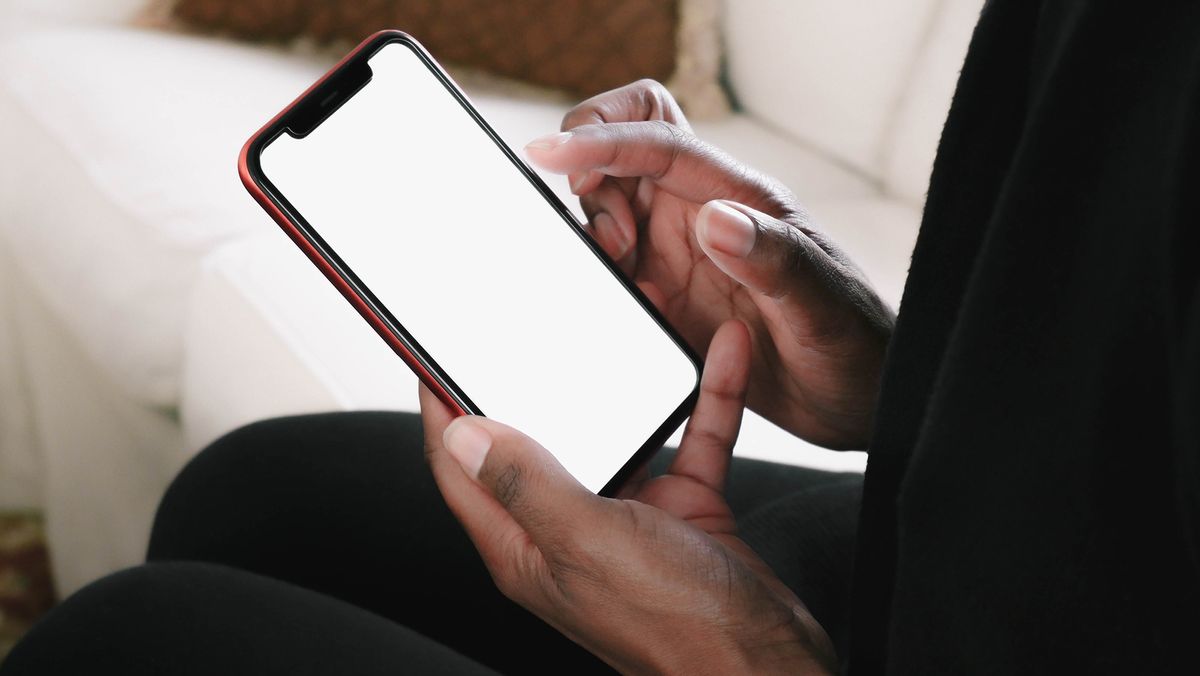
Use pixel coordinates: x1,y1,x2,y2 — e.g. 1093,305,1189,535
145,410,486,613
147,411,432,562
141,412,611,675
0,561,496,676
739,478,864,660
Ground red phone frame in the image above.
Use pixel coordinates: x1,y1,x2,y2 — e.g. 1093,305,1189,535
237,31,702,495
239,31,465,416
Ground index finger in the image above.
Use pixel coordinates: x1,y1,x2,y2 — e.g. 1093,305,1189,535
526,121,778,208
560,78,691,132
667,319,752,493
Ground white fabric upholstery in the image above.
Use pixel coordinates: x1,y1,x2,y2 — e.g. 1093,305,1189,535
0,28,332,405
724,0,940,176
881,0,985,204
7,268,183,596
181,237,357,456
0,242,40,510
0,0,150,42
691,114,877,200
0,0,147,24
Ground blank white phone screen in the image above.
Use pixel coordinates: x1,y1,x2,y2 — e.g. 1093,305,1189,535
259,42,698,492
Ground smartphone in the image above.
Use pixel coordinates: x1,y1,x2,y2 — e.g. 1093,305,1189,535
239,31,700,495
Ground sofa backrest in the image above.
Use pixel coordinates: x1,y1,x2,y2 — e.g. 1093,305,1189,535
0,0,147,29
879,0,983,204
2,0,984,208
724,0,983,207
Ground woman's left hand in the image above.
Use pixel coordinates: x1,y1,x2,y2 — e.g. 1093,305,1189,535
419,320,836,675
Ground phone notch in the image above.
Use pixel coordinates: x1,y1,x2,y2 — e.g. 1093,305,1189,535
286,61,374,139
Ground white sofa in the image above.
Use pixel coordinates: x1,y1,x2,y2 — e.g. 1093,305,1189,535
0,0,981,595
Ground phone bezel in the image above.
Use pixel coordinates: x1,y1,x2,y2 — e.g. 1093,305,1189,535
239,30,702,496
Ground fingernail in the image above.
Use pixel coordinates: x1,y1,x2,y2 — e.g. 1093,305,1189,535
525,131,573,152
593,211,631,259
698,201,756,257
569,172,588,194
443,418,491,479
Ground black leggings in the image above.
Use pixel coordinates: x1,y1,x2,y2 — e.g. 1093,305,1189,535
1,412,862,675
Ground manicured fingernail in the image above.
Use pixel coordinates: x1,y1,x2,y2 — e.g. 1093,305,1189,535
443,418,491,479
525,131,573,152
698,201,756,257
593,211,631,259
569,172,588,194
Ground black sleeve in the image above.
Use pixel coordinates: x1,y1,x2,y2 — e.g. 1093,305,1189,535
1168,71,1200,575
1176,283,1200,574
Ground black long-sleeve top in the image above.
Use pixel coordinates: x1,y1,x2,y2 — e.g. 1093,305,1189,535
848,3,1200,672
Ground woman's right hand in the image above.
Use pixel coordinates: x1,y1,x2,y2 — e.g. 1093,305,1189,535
525,80,895,450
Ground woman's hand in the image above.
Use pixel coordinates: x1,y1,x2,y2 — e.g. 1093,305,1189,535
420,321,836,675
525,80,894,449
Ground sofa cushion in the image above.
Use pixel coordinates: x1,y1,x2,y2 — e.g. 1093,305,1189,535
0,0,149,27
182,234,872,475
880,0,984,205
0,28,331,404
0,247,39,509
724,0,939,176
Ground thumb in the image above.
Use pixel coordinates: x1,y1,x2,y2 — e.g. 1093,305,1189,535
442,416,601,551
695,200,878,329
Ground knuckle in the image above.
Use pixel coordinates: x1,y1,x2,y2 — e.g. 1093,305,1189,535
488,533,534,601
634,77,667,96
766,221,842,303
488,461,524,509
495,549,565,613
687,422,732,451
490,562,524,601
648,118,687,144
633,78,675,110
560,104,592,131
777,223,815,276
563,80,671,130
633,79,685,126
492,569,537,608
646,119,691,178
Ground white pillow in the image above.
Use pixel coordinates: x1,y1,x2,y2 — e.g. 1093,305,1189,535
0,0,148,29
880,0,985,206
724,0,940,177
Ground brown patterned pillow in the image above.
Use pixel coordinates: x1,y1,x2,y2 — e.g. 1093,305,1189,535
152,0,728,118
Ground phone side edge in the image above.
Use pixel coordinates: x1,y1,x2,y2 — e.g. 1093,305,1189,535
237,31,469,418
